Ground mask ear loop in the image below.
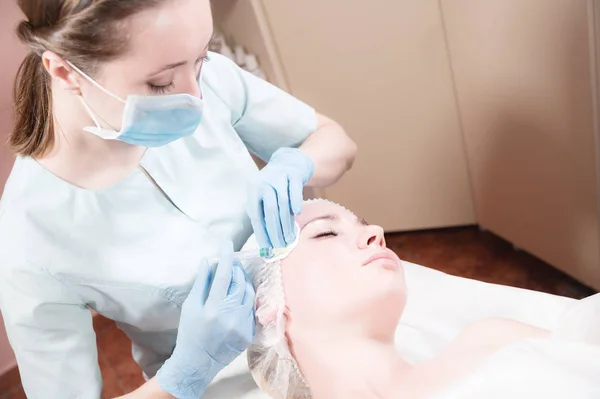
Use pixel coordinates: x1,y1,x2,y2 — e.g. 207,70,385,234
66,60,126,138
78,97,103,131
66,60,126,103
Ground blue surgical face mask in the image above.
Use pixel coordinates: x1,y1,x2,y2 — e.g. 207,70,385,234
67,61,204,147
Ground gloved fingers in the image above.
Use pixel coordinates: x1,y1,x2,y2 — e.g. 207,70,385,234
262,185,286,248
241,276,256,313
187,259,213,304
277,177,295,246
207,241,235,305
227,263,246,304
248,306,257,338
242,266,256,334
243,288,256,340
288,173,304,215
247,191,271,249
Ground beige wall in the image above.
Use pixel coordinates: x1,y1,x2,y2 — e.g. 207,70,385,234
258,0,477,232
442,0,600,288
0,1,26,377
0,2,26,196
248,0,600,288
212,0,289,91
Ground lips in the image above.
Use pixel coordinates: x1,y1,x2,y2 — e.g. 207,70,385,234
362,249,400,270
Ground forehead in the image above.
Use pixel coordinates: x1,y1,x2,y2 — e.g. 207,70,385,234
296,201,357,228
123,0,212,63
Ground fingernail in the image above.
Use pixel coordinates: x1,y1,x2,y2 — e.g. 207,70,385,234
294,200,303,214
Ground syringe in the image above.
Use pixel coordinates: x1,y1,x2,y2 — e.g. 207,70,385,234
207,247,275,265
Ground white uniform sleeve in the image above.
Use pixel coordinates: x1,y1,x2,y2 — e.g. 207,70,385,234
0,259,102,399
203,52,318,162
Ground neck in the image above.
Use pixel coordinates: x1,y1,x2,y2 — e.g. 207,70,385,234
39,88,145,189
292,333,412,399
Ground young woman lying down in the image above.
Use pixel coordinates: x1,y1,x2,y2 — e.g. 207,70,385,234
243,198,600,399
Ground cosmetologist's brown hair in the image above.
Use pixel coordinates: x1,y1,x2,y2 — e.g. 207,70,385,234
11,0,166,157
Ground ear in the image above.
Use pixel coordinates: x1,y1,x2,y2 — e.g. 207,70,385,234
256,305,279,326
283,305,292,318
41,50,82,94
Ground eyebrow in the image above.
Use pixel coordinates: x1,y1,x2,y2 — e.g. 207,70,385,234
147,34,213,77
304,213,368,228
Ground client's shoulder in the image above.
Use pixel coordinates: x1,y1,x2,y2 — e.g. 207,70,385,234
458,317,550,351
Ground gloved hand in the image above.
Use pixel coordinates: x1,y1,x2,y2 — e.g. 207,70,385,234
247,147,314,249
156,241,256,399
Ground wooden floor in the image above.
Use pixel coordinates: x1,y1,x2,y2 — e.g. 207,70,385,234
386,226,594,299
0,227,595,398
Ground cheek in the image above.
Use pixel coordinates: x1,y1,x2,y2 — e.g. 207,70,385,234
82,89,126,128
282,261,330,309
282,252,358,318
103,99,127,128
85,69,134,127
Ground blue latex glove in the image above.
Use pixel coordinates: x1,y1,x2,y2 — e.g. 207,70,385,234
247,147,315,249
156,242,256,399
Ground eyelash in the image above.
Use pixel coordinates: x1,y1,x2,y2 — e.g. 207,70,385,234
313,230,338,239
148,55,211,94
148,81,175,94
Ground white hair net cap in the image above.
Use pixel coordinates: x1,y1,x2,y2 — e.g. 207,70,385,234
242,199,351,398
241,223,310,399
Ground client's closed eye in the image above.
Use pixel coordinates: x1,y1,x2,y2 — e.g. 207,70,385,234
312,230,338,239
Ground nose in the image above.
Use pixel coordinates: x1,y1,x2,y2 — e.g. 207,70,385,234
187,78,202,99
181,68,202,99
358,225,386,249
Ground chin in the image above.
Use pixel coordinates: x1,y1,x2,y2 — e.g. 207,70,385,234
350,279,406,335
367,262,406,296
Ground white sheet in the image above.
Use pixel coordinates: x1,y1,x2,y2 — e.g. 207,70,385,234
432,293,600,398
431,339,600,398
202,261,584,398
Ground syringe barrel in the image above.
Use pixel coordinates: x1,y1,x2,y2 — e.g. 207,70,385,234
207,248,273,265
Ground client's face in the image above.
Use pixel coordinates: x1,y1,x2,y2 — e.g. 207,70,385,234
282,201,406,340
